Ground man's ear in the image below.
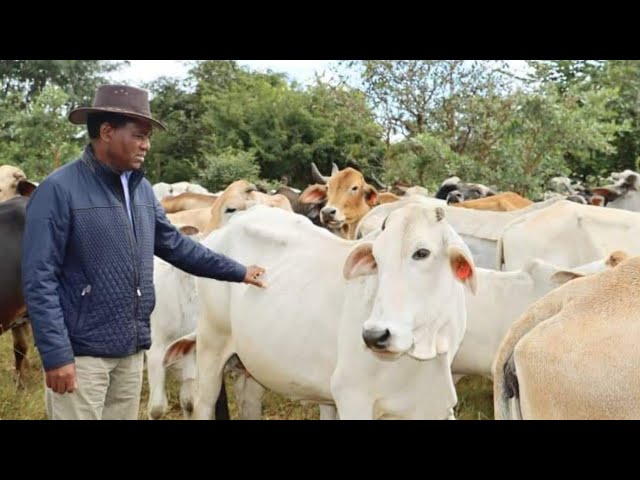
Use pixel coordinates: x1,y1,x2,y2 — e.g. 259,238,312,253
99,122,114,142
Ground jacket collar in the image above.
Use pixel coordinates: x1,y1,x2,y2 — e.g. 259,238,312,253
81,144,145,192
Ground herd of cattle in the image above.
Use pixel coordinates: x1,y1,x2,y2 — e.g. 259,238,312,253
2,160,640,419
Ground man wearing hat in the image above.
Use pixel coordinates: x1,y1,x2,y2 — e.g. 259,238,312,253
21,85,266,420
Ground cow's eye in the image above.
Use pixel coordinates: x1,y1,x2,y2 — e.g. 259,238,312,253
225,207,237,214
412,248,431,260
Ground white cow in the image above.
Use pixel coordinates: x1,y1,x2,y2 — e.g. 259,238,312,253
357,196,564,270
452,251,627,381
168,203,477,420
593,169,640,212
171,181,209,196
497,199,640,271
152,182,173,201
147,183,293,420
146,226,202,419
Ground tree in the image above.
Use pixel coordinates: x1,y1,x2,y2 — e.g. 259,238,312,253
0,60,127,109
148,61,385,189
0,85,84,180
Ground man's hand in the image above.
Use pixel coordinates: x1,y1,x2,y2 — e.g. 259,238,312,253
45,363,77,394
244,265,266,288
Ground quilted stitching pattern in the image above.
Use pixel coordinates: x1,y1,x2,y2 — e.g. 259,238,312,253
57,159,159,358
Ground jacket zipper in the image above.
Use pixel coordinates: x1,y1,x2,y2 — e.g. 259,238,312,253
75,284,92,333
112,179,140,350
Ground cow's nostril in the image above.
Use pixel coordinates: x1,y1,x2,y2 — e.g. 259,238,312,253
363,328,391,349
322,207,337,218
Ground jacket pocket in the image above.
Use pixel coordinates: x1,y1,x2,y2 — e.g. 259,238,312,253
73,284,92,335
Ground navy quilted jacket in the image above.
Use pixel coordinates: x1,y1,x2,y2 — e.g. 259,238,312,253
22,145,247,371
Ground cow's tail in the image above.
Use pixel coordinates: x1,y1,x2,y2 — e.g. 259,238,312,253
493,350,522,420
492,289,565,420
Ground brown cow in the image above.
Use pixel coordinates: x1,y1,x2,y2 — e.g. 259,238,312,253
161,191,218,213
450,192,533,212
299,164,378,239
493,254,640,420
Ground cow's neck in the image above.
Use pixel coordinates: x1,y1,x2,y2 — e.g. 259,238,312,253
343,223,357,240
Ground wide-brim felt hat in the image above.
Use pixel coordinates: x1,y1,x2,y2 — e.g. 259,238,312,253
68,84,167,131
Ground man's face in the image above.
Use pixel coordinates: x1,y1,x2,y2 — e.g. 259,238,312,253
104,118,153,171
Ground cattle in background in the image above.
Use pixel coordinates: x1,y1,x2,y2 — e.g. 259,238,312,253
0,165,38,202
542,176,605,206
592,169,640,211
152,182,173,201
435,176,496,204
161,192,218,213
364,175,431,199
452,251,627,384
0,196,32,387
356,195,565,270
165,181,292,236
165,203,476,420
170,181,209,196
450,192,533,212
497,200,640,272
493,255,640,420
299,162,379,239
275,183,325,228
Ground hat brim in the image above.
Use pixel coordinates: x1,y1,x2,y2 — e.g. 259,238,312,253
68,107,167,131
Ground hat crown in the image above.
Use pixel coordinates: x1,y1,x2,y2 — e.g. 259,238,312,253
92,85,151,117
67,83,167,131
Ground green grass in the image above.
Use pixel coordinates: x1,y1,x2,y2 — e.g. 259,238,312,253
0,330,493,420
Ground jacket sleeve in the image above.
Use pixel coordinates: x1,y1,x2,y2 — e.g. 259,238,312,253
21,180,75,371
153,196,247,283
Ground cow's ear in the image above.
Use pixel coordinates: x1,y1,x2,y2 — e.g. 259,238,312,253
446,226,477,295
343,242,377,280
299,184,328,205
363,184,378,207
606,250,629,268
623,173,639,190
179,225,200,236
18,180,37,197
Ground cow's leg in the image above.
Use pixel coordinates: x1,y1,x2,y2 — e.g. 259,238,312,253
233,373,265,420
178,350,197,419
331,373,374,419
146,346,168,420
192,331,230,420
332,391,374,420
12,322,30,389
319,405,338,420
